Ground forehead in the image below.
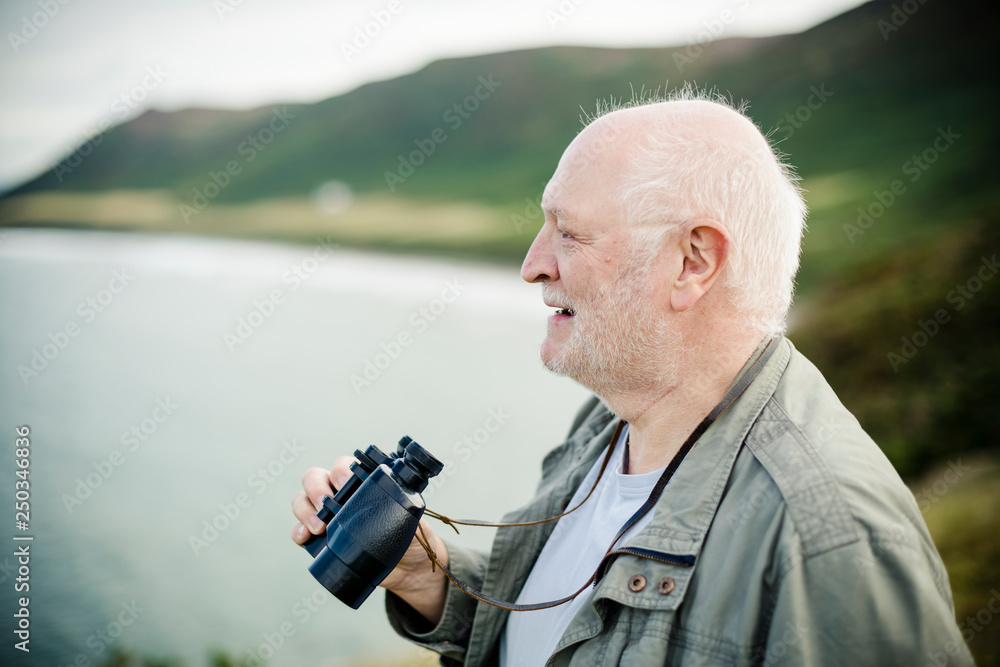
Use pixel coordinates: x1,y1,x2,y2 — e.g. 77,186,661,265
541,127,634,224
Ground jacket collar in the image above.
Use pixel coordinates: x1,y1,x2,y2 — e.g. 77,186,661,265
466,337,792,664
623,336,790,556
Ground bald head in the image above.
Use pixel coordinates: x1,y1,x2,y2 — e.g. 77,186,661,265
586,99,769,153
574,99,779,218
546,94,806,336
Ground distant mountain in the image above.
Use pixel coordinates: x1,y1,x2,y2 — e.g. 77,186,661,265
1,0,996,288
6,0,993,206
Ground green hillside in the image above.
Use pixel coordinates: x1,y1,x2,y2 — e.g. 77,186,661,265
2,0,996,454
3,0,996,285
3,0,997,456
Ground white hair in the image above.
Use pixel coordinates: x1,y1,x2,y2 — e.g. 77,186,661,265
583,85,808,336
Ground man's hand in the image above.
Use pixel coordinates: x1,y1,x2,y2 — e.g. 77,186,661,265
291,457,450,624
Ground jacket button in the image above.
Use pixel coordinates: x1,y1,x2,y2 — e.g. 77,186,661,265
658,577,676,595
628,574,647,592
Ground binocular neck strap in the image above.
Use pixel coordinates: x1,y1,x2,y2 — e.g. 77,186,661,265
422,421,621,533
416,338,777,612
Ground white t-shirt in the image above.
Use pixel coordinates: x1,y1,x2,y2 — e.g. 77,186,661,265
500,425,665,666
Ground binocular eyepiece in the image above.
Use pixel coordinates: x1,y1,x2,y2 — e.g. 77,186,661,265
302,436,444,609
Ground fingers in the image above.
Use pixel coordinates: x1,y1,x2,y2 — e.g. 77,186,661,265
293,457,359,541
290,522,310,544
300,466,334,508
291,490,326,534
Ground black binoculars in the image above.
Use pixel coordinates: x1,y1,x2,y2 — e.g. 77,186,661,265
302,436,443,609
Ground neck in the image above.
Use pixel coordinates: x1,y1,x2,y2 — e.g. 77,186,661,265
603,332,766,474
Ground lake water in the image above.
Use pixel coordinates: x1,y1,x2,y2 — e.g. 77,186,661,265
0,229,590,667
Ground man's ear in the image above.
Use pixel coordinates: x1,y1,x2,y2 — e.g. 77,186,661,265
670,218,730,312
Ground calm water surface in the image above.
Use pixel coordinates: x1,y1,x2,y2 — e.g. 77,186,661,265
0,229,589,666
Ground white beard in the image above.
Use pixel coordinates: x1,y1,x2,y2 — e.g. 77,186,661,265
541,261,682,398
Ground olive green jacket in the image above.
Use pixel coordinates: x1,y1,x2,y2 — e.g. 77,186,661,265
387,338,973,666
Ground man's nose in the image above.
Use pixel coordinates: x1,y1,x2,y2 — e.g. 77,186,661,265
521,230,558,283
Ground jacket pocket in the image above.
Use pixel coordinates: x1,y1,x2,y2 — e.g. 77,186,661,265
553,552,697,666
593,548,695,611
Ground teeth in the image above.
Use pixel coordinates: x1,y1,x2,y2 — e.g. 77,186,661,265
557,308,575,316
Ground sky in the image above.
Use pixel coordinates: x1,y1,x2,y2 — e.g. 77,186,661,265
0,0,866,192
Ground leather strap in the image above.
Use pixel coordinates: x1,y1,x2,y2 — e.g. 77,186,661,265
417,338,777,612
423,421,623,532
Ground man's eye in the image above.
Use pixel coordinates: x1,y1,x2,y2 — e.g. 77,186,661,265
560,230,572,240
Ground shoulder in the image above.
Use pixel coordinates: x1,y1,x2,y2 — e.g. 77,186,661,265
730,340,950,594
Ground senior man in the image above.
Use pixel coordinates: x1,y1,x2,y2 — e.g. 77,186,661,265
292,93,972,666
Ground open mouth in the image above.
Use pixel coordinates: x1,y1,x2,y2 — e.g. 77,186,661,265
555,308,576,316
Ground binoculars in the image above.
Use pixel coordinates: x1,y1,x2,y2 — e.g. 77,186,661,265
302,436,443,609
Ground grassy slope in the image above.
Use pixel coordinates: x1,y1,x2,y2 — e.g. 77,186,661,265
791,216,1000,477
918,456,1000,666
4,0,996,276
